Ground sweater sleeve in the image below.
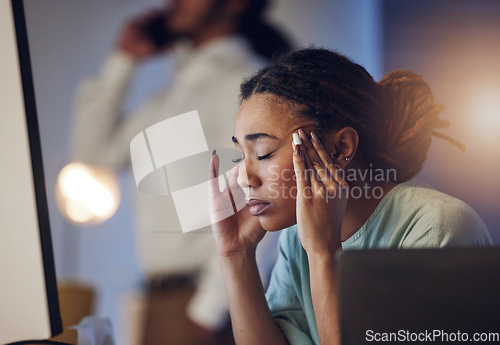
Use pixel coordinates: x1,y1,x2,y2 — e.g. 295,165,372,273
71,51,138,168
265,229,315,345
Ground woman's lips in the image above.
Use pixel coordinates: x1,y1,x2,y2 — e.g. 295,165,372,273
247,198,271,216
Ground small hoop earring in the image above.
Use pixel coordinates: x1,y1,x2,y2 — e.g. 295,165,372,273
345,157,350,161
331,153,338,160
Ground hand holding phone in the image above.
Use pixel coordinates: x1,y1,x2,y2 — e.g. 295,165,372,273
118,9,175,60
141,14,175,48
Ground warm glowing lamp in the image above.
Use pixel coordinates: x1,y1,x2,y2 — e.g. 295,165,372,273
56,162,120,225
467,84,500,136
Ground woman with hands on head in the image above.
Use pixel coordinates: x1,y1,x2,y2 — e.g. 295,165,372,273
209,48,492,345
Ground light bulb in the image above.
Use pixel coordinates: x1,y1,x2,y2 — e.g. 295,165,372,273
56,162,120,225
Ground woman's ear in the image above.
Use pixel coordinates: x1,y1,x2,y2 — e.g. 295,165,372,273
331,127,359,167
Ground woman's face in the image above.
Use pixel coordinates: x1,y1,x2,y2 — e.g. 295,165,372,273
232,94,316,231
167,0,224,36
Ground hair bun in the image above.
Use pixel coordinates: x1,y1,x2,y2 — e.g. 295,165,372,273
373,70,455,182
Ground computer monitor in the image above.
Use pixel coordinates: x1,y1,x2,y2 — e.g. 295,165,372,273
0,0,62,343
337,248,500,345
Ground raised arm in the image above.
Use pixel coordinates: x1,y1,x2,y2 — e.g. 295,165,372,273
71,10,171,168
209,153,288,345
71,50,136,168
219,250,289,345
292,129,349,345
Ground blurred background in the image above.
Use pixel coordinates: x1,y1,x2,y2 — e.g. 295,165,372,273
22,0,500,341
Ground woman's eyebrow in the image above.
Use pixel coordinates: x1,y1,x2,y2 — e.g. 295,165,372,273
232,133,279,143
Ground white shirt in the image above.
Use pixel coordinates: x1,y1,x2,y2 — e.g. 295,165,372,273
72,35,279,329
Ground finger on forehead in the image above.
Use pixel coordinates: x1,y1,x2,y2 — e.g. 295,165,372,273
298,128,324,165
293,135,325,195
291,140,310,197
308,132,350,189
309,131,335,166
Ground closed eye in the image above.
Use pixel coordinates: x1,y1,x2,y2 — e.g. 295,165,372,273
232,151,275,163
257,151,275,160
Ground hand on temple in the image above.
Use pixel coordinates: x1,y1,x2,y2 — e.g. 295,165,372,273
208,152,267,258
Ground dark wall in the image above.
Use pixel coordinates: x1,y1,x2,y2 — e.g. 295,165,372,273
383,0,500,243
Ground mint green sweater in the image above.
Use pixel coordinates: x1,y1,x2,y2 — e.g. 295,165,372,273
265,179,492,345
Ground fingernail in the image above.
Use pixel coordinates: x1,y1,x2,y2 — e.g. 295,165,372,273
294,143,301,155
293,132,302,145
310,131,320,143
212,149,216,155
298,128,307,141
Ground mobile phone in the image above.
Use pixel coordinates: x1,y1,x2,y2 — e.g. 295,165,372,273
142,15,174,48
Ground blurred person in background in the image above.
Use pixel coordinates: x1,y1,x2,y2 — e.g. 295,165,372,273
71,0,292,344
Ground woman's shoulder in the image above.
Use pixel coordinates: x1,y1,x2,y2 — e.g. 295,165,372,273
392,178,481,220
386,178,493,247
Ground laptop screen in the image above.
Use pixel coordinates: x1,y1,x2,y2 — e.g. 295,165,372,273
337,248,500,344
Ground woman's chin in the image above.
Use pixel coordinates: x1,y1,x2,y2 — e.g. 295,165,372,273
258,214,297,232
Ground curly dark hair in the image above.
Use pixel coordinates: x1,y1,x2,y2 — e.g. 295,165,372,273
240,48,464,183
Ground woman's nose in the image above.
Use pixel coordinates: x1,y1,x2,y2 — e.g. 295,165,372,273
237,161,261,189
